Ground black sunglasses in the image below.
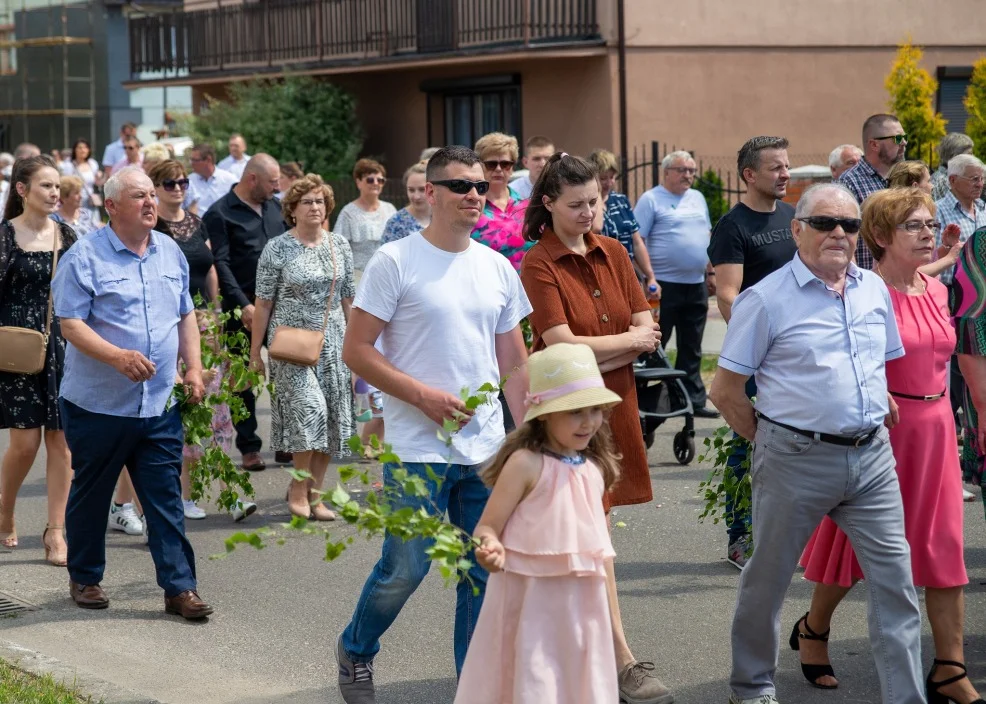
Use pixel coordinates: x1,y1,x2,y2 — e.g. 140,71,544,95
483,160,514,172
873,133,907,145
431,179,490,196
797,216,861,234
161,178,190,191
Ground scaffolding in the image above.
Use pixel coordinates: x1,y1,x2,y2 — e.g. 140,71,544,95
0,0,95,151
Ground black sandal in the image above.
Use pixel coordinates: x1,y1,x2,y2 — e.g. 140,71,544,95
788,612,838,690
926,659,986,704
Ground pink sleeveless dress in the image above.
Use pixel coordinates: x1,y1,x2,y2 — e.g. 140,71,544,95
454,453,618,704
800,276,968,588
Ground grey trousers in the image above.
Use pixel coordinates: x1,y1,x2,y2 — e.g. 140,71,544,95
729,421,925,704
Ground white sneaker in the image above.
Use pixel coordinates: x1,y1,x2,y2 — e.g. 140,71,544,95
963,488,977,502
183,499,207,520
232,501,257,523
108,503,144,536
728,694,779,704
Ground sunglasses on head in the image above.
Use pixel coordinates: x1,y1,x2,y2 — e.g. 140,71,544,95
483,160,514,172
873,133,907,145
797,216,861,234
431,179,490,196
161,178,189,191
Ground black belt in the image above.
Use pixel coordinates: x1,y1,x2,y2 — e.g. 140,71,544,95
756,412,880,448
890,389,946,401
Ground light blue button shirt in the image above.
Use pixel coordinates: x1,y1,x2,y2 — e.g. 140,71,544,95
718,253,904,435
52,225,193,418
633,185,711,284
186,168,238,214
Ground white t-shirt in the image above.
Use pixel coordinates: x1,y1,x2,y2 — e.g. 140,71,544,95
354,232,532,464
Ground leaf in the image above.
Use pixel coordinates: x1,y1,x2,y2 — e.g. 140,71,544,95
330,485,351,507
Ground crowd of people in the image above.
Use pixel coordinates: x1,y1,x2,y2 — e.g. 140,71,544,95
0,110,983,704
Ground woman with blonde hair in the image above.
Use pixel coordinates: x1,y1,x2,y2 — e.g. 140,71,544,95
798,188,982,703
471,132,532,270
381,161,430,244
887,160,934,194
250,174,356,520
51,175,100,237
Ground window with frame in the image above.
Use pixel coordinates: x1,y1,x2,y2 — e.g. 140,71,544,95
937,66,972,133
0,24,15,76
424,74,521,148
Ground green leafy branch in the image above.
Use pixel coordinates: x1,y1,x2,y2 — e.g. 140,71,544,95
219,435,481,589
437,382,504,448
173,296,274,513
696,425,752,531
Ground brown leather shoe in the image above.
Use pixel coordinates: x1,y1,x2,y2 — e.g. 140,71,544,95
165,590,214,620
241,452,266,472
70,581,109,609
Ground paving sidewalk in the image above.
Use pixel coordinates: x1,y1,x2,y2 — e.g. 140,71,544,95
1,397,984,703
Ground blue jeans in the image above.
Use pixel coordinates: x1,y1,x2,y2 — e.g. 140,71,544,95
725,378,757,544
61,400,197,597
342,462,490,675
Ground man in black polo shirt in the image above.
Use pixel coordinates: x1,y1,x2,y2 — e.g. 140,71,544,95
707,136,796,570
204,153,285,471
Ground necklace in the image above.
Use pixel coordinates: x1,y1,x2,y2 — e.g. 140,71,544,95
875,267,925,294
543,449,586,465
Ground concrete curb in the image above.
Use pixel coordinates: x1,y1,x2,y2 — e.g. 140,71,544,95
0,639,164,704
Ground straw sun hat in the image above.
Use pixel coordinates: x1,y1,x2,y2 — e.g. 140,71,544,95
523,343,623,423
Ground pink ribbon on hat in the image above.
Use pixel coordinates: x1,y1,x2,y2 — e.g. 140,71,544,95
525,377,606,408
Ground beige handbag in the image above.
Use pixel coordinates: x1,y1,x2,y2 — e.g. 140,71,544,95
0,230,60,375
267,234,338,367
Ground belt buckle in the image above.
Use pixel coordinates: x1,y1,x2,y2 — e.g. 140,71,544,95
923,393,938,401
854,432,870,448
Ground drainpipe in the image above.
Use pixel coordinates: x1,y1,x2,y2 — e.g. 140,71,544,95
617,0,628,184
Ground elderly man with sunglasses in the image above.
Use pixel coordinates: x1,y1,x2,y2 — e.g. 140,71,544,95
710,183,924,704
838,113,908,269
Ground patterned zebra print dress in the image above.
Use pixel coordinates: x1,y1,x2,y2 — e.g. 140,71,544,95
254,231,357,454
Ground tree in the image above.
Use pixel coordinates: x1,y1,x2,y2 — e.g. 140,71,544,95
179,76,364,179
885,40,946,164
693,169,731,228
965,57,986,163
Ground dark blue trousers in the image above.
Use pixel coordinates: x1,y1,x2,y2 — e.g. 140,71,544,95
61,400,197,597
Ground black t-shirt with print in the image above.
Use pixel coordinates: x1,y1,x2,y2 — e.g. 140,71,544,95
707,201,797,292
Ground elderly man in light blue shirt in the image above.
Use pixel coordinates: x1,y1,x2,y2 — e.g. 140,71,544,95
53,166,214,620
633,150,718,417
709,183,924,704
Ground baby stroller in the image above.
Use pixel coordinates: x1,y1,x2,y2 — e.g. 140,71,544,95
635,347,696,464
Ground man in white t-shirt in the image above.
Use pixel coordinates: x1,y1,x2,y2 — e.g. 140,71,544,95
217,134,251,179
337,146,531,704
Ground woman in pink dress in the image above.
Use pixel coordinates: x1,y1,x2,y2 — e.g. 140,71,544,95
796,188,982,704
455,343,624,704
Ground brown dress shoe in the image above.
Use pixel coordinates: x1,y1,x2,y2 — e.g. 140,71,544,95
165,590,214,620
70,581,109,609
241,452,266,472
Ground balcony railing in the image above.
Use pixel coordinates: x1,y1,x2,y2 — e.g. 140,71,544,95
129,0,600,79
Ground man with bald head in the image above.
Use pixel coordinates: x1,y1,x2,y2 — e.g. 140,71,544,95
203,154,285,471
53,166,213,619
711,183,924,704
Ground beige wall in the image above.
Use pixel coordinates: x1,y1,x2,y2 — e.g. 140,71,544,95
623,46,985,168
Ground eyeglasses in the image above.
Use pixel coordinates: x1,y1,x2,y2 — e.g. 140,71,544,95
873,134,907,145
957,174,985,185
299,198,325,208
797,216,862,234
483,160,514,172
161,178,189,191
431,179,490,196
363,176,386,185
896,220,942,233
667,166,697,175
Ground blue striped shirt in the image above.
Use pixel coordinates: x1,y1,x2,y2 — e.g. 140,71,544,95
934,191,986,285
718,253,903,435
837,158,887,270
52,225,193,418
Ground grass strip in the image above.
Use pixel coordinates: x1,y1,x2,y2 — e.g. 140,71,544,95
0,658,102,704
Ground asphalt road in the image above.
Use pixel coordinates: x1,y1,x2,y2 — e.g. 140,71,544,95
0,394,984,704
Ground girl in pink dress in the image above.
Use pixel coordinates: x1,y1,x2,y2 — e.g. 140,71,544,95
796,189,981,704
455,343,623,704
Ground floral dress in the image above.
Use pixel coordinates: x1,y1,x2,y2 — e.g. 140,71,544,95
255,231,356,454
0,221,77,429
471,196,532,271
381,207,427,244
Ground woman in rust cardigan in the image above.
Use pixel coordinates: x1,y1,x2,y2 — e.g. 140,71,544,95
519,152,671,704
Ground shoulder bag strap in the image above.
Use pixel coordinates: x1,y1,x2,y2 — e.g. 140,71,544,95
42,223,60,344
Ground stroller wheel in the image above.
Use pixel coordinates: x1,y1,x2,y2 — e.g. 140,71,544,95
673,431,695,465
